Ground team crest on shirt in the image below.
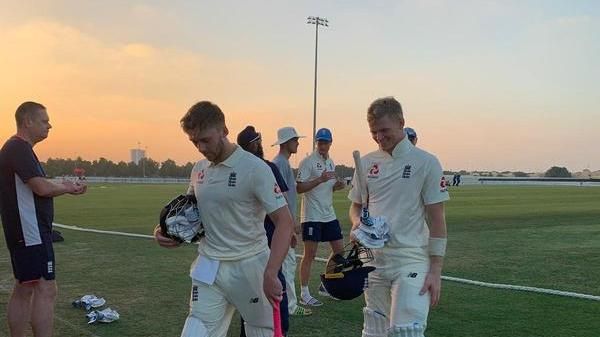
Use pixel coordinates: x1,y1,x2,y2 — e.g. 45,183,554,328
368,163,380,178
440,176,448,192
316,162,323,170
228,172,237,187
197,170,205,184
402,165,412,179
192,285,199,302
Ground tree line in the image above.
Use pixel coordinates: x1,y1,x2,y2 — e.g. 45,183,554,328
42,157,357,179
42,157,195,178
41,157,576,180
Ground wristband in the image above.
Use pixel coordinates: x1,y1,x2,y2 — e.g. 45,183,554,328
428,237,447,257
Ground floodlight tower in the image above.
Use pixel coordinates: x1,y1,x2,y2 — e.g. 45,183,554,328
307,16,329,149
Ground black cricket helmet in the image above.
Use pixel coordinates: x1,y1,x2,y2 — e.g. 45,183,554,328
159,194,204,243
320,243,376,300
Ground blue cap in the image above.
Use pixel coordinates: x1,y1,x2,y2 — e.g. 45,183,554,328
315,128,333,142
404,127,417,140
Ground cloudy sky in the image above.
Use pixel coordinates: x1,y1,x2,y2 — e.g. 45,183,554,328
1,1,598,172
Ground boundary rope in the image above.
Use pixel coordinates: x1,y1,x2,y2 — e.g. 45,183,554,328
53,223,600,302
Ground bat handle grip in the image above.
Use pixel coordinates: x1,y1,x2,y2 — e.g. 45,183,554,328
273,300,283,337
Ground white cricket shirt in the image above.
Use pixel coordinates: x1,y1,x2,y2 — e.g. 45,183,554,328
297,151,337,223
348,137,449,262
188,145,287,261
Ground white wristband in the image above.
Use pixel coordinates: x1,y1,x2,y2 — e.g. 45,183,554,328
428,237,447,257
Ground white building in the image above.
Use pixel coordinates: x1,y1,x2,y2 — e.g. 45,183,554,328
130,148,146,164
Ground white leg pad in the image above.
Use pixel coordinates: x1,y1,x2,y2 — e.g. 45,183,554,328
243,324,274,337
388,323,426,337
362,307,389,337
180,315,208,337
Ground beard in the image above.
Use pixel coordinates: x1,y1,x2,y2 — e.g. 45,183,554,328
255,143,264,159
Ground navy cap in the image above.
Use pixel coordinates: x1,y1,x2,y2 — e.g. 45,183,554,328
404,127,417,140
315,128,333,142
237,125,261,149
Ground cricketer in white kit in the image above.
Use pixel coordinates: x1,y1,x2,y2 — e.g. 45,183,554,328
349,97,449,337
154,101,294,337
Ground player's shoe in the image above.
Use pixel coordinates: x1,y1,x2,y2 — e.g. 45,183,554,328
300,295,323,307
290,306,313,316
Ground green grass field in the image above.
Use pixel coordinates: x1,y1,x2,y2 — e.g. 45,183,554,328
1,184,600,337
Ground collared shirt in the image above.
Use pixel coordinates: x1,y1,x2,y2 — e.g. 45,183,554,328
348,137,450,262
297,151,337,223
272,153,298,219
0,136,53,250
187,145,287,261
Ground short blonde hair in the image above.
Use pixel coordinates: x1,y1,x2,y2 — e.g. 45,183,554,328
367,97,403,123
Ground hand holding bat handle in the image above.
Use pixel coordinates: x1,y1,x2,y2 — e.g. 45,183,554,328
352,150,373,227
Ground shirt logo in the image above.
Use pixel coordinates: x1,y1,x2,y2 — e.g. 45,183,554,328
197,170,205,184
192,285,199,302
440,176,448,192
316,162,323,170
402,165,412,179
368,163,380,178
228,172,237,187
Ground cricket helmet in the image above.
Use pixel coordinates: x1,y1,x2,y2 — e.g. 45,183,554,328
320,243,376,300
159,194,204,243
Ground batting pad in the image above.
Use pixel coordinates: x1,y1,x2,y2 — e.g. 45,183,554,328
180,316,208,337
362,307,388,337
243,325,275,337
388,323,426,337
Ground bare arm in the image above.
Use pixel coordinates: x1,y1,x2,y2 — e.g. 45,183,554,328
348,202,362,242
264,205,294,305
281,191,300,246
296,171,335,194
420,202,447,307
349,202,362,230
27,177,86,197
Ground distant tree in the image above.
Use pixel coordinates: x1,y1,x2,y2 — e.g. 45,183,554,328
115,161,129,176
544,166,572,178
159,159,179,177
513,171,529,177
93,157,114,177
335,164,354,179
142,158,160,177
127,161,140,176
179,162,195,178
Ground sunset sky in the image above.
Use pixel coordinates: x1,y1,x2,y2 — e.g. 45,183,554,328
1,1,598,172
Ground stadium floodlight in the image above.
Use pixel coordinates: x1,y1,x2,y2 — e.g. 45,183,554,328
306,16,329,149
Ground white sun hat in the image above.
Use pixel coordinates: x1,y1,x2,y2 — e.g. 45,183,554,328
272,127,305,146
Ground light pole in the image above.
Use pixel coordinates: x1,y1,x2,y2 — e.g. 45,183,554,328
307,16,329,150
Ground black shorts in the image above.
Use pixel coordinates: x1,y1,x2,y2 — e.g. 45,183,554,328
10,241,55,283
302,219,343,242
